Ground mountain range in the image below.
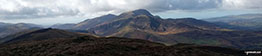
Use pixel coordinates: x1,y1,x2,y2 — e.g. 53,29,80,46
52,9,227,38
51,9,262,50
0,23,42,38
0,28,90,44
0,9,262,55
0,28,245,56
204,14,262,30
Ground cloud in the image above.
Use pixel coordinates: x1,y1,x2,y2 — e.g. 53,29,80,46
221,0,262,9
0,0,261,19
0,7,79,19
0,0,81,19
145,0,222,12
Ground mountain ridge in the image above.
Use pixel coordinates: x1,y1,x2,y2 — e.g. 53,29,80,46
0,29,245,56
48,9,262,50
204,13,262,30
0,28,88,44
0,22,42,38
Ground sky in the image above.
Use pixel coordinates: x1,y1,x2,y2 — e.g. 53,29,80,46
0,0,262,26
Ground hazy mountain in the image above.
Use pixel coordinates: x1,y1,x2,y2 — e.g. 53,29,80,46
0,23,42,38
0,31,245,56
0,22,11,28
118,9,154,18
204,14,262,30
0,22,12,36
0,28,88,44
51,23,76,29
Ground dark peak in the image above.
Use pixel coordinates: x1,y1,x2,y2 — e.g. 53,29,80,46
131,9,153,16
101,14,117,17
30,28,58,33
119,9,153,17
106,14,116,16
131,9,149,13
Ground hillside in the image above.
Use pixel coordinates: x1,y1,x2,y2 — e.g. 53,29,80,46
167,30,262,50
84,9,224,36
204,14,262,30
49,9,262,50
0,28,88,44
0,34,245,56
0,23,42,38
82,9,245,48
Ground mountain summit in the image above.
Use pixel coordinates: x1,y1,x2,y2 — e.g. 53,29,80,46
52,9,225,42
3,9,262,51
119,9,153,18
52,9,262,49
129,9,153,16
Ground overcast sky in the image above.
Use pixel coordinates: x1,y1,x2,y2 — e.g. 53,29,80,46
0,0,262,26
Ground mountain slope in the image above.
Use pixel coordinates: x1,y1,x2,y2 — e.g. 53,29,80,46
0,22,11,28
0,28,88,44
84,10,262,50
82,9,231,44
73,14,117,30
204,14,262,30
0,23,42,38
167,30,262,50
86,9,224,36
0,35,245,56
51,23,76,29
48,9,262,50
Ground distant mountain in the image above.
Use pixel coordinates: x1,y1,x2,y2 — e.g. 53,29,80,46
48,9,262,50
0,22,11,28
204,14,262,30
0,23,11,38
118,9,154,18
0,33,245,56
82,9,230,45
51,23,76,29
79,9,224,36
54,9,222,31
0,28,88,44
170,30,262,50
74,14,117,30
0,23,42,38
